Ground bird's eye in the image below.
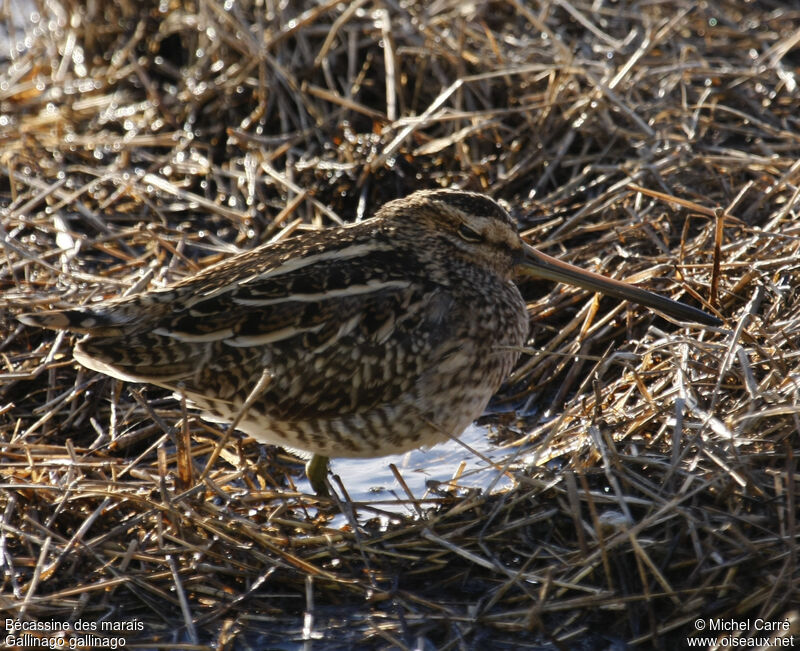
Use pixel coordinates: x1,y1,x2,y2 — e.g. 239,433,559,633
458,224,482,242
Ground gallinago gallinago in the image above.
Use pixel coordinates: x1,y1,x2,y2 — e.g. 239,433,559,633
19,190,720,494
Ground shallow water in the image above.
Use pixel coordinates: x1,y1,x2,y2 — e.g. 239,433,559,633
295,423,518,515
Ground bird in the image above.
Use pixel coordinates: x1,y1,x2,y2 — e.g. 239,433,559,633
18,189,720,495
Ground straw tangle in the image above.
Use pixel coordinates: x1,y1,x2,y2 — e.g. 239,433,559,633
1,0,799,648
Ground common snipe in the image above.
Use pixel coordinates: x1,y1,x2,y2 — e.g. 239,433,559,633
19,190,720,494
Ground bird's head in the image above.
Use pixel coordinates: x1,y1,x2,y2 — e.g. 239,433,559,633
380,188,525,280
380,188,721,326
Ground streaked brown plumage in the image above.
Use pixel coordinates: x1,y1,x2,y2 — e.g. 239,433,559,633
19,189,720,494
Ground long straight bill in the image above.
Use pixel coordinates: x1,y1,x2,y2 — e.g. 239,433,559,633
518,243,721,326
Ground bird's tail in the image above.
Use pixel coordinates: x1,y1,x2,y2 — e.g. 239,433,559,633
18,289,177,336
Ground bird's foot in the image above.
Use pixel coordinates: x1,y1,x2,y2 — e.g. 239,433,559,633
305,454,330,497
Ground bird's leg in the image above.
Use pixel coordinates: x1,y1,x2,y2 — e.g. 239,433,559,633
305,454,330,496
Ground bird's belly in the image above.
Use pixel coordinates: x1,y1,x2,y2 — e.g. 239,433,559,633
192,349,516,459
196,389,489,458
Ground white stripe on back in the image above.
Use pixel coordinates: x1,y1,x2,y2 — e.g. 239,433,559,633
231,279,410,306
